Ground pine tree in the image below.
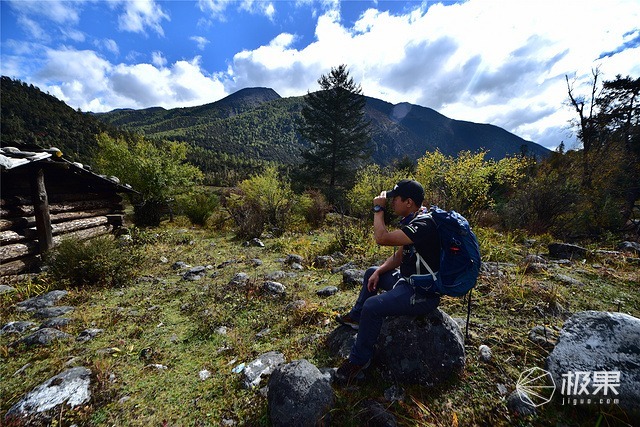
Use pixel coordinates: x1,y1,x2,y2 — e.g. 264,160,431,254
297,65,371,203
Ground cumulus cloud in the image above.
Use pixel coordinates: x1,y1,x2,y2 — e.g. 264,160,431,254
191,36,210,50
115,0,169,36
8,0,82,25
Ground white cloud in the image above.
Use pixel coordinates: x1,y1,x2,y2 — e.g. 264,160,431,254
152,51,167,67
190,36,210,50
8,0,82,25
116,0,169,36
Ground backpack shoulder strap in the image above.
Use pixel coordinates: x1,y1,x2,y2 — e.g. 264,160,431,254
409,212,438,279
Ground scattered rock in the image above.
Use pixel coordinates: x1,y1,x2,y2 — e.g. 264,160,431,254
553,274,585,287
1,321,37,334
267,359,333,427
0,284,17,294
546,311,640,417
360,400,398,427
263,281,286,295
249,258,263,266
182,266,207,281
265,270,286,281
229,272,250,286
13,328,73,347
478,344,492,362
243,238,265,247
289,262,304,271
326,326,358,360
39,317,72,329
76,328,104,342
15,290,68,312
618,241,640,256
331,261,357,274
172,261,190,270
548,242,587,260
342,269,365,287
383,385,405,402
285,300,307,312
33,306,74,319
506,389,536,417
313,255,335,268
243,351,285,389
528,325,559,349
199,369,211,381
285,254,304,265
256,328,271,339
375,310,466,387
316,286,338,297
4,367,92,422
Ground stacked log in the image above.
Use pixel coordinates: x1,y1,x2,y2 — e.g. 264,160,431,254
0,192,125,278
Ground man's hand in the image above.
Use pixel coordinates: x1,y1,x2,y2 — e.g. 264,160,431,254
367,270,380,292
373,191,387,207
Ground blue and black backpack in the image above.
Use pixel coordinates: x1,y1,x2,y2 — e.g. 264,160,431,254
408,206,481,297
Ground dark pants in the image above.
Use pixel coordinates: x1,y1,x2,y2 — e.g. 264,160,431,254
347,266,440,365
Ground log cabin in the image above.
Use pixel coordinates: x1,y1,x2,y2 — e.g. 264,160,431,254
0,146,136,281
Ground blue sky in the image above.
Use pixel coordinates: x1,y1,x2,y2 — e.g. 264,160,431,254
1,0,639,150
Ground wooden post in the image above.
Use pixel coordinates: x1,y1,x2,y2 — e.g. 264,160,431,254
30,168,53,253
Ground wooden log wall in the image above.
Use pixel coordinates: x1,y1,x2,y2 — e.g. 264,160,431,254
0,163,129,278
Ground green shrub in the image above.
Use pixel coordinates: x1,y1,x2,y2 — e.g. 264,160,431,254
46,236,143,288
175,191,220,226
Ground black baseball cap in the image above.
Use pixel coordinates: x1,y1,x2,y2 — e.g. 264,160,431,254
386,179,424,206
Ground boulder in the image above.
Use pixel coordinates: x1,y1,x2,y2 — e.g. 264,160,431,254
267,359,333,427
15,290,68,312
618,241,640,256
5,367,92,422
548,243,587,260
375,309,465,386
546,311,640,416
342,269,365,287
13,328,73,347
316,286,338,297
243,351,285,389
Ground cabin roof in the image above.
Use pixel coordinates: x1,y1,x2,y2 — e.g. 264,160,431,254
0,146,136,193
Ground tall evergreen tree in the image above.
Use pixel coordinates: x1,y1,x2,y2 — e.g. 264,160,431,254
296,65,371,203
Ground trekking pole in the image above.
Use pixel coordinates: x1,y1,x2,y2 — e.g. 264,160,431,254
465,289,472,341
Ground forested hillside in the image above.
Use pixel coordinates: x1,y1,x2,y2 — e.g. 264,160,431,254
0,77,129,163
1,76,549,185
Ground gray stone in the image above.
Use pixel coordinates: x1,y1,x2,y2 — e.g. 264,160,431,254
529,325,559,349
1,321,37,334
243,351,285,389
39,317,73,329
15,290,68,312
0,284,17,294
375,310,466,386
331,261,357,274
33,306,75,319
548,242,587,260
267,359,334,427
478,344,492,362
326,326,358,359
313,255,335,268
546,311,640,417
316,286,339,297
618,241,640,256
244,238,264,247
4,367,91,422
360,400,398,427
14,328,73,347
265,270,286,281
77,328,104,342
342,269,365,287
553,274,585,287
506,389,537,417
229,272,250,286
263,281,286,295
285,254,304,265
183,266,207,281
171,261,190,270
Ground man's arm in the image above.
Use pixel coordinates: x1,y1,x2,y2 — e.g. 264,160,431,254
367,246,403,292
373,211,413,246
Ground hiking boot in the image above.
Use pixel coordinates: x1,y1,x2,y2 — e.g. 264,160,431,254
335,313,359,330
335,359,371,385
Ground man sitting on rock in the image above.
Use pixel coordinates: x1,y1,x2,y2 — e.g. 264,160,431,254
335,179,441,384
